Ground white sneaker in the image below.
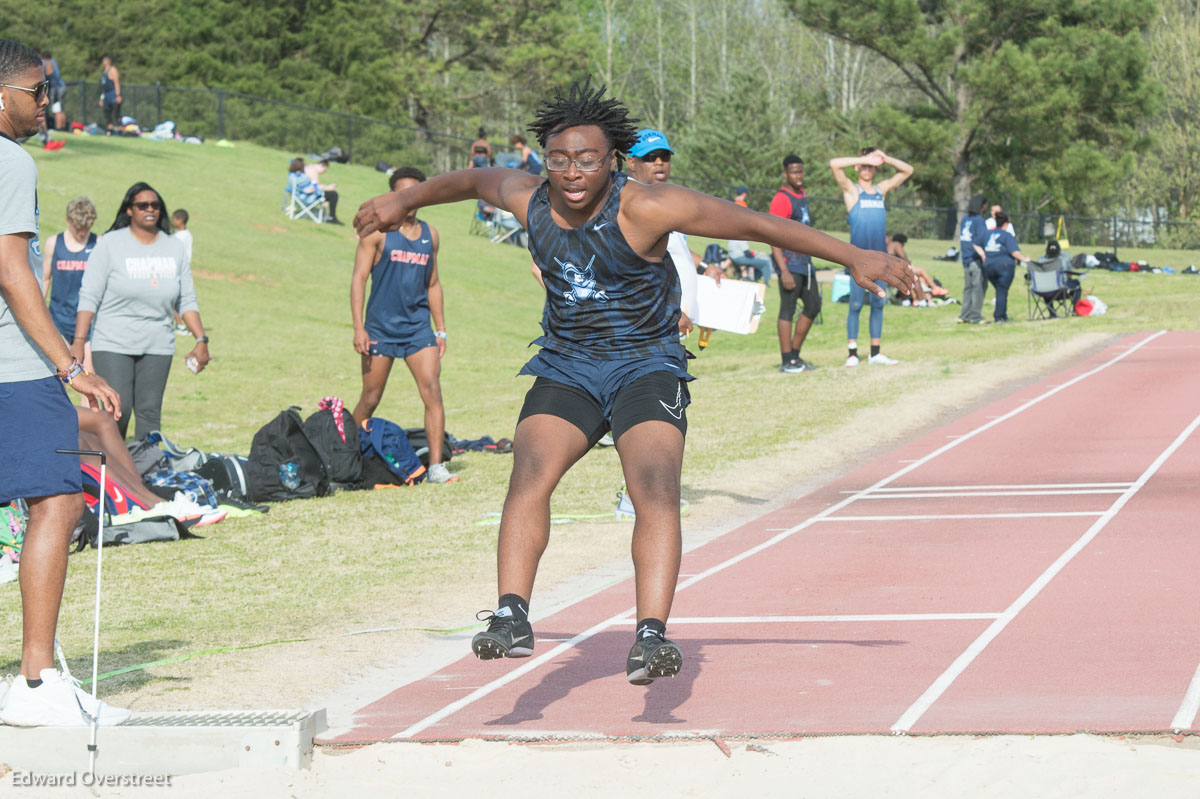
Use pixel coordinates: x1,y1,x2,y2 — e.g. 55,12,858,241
844,354,860,368
868,353,899,366
0,552,17,584
427,462,460,484
0,668,130,727
153,493,226,526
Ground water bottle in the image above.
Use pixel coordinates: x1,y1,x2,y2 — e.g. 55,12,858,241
278,462,300,491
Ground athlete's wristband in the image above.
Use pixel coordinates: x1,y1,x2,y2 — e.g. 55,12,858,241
195,335,209,344
434,330,447,340
58,359,86,385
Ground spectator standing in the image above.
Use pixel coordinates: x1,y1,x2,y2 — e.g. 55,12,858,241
98,55,121,134
830,147,914,366
981,211,1031,323
769,154,819,373
0,37,128,728
511,134,544,176
985,204,1016,234
469,127,492,168
350,167,457,483
958,194,989,324
304,159,343,225
625,128,723,340
41,51,65,131
73,182,213,440
733,186,749,208
41,196,98,371
172,209,193,333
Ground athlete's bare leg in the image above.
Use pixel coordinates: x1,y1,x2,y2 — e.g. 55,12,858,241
496,414,592,602
404,345,446,462
20,492,82,675
352,352,394,425
614,420,684,623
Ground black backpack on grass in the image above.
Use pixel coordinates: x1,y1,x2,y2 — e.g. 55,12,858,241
405,427,453,467
303,406,362,488
245,407,330,502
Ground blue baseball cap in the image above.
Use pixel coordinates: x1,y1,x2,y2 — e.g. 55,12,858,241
629,129,674,158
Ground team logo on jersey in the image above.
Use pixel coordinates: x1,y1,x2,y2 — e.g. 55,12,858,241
556,255,608,306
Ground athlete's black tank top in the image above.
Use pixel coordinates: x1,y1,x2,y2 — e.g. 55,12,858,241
525,172,683,360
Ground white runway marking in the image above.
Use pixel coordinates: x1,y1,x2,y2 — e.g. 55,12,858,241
817,512,1106,522
392,332,1167,739
854,489,1125,499
1170,662,1200,732
892,405,1200,733
613,614,1002,625
855,483,1135,492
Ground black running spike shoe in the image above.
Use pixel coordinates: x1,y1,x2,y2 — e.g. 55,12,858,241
471,610,534,660
626,634,682,685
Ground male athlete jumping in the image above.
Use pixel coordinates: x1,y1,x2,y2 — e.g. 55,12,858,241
355,77,919,685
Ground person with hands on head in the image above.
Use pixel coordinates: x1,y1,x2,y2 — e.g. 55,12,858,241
0,37,129,729
73,182,211,441
354,76,919,687
350,167,457,484
830,147,915,367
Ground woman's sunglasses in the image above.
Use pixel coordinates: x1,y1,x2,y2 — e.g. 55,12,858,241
131,201,163,212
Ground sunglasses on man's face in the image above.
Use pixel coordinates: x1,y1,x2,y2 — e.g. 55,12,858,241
638,150,672,163
131,201,163,212
0,80,50,104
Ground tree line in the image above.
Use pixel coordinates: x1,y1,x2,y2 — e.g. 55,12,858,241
11,0,1197,226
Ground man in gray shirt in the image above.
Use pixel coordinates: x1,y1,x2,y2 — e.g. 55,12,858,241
0,37,129,728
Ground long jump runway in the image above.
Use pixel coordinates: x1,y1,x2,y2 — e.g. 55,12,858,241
319,330,1200,744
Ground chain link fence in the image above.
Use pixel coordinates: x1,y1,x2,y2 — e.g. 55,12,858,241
57,80,1200,253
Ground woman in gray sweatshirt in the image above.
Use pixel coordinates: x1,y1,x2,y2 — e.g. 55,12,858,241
73,182,213,440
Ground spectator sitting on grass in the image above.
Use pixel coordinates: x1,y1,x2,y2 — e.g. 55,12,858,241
887,233,948,305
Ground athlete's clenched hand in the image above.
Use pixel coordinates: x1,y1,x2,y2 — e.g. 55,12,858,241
354,193,410,239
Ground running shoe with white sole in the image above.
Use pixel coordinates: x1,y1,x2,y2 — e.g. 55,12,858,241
844,354,860,368
626,634,683,685
780,359,808,374
0,668,130,727
472,612,534,659
868,353,899,366
427,462,460,484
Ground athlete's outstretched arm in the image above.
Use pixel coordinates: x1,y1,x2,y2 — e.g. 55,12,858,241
354,168,542,238
624,183,919,299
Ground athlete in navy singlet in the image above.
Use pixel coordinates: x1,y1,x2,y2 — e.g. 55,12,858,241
768,154,820,372
41,196,99,369
354,76,921,687
830,147,914,367
350,166,457,482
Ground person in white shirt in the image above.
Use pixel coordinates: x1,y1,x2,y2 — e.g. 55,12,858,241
985,204,1016,235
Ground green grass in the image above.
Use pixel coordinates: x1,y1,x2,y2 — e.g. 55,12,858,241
5,133,1197,693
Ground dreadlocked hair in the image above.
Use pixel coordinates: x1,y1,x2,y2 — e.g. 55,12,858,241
528,75,640,167
0,38,42,82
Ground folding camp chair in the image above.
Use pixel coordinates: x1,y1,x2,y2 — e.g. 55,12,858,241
282,173,327,223
1025,256,1079,320
490,209,526,246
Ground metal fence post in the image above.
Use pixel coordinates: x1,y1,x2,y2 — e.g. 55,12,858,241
156,82,163,128
346,116,353,161
79,79,86,127
217,88,225,140
1112,215,1119,258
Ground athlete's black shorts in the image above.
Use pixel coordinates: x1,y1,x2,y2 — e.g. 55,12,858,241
519,371,689,446
778,272,822,322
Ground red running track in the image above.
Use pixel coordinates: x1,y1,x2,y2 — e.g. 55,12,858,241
319,330,1200,744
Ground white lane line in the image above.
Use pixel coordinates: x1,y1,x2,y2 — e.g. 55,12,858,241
393,610,632,739
1170,662,1200,732
856,489,1125,499
394,331,1165,739
855,483,1135,492
612,613,1002,624
817,512,1106,522
892,407,1200,733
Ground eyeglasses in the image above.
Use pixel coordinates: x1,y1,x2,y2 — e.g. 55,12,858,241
0,80,50,104
131,201,163,212
545,150,612,172
637,150,672,163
